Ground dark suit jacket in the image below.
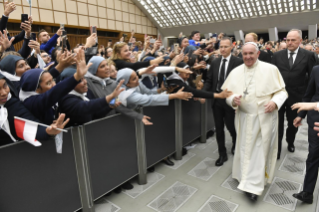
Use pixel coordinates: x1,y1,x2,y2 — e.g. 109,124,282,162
315,53,319,65
238,50,271,63
203,55,243,105
271,48,317,105
298,65,319,127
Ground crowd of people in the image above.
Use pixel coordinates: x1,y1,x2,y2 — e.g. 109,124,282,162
1,0,319,204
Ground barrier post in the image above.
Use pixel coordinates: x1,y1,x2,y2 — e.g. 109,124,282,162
200,101,208,143
174,99,183,160
135,108,147,185
71,126,95,212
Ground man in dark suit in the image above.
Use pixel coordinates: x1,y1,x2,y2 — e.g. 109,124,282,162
204,37,243,166
315,45,319,65
291,65,319,204
272,29,316,159
237,32,271,63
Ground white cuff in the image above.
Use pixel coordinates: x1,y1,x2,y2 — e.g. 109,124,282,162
226,94,239,110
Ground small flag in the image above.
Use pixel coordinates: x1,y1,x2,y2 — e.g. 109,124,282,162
14,117,41,147
26,0,32,5
55,132,63,154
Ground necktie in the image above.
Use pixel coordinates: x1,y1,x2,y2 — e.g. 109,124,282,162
217,59,227,91
289,52,295,69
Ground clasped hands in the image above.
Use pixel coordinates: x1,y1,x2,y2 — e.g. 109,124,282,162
232,95,277,113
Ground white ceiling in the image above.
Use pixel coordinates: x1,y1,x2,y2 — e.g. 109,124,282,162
135,0,317,28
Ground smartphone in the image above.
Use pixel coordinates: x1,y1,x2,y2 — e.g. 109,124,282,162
8,0,13,2
150,39,156,43
21,14,28,24
122,34,127,38
92,26,97,34
108,39,112,42
60,23,65,30
109,98,116,106
62,36,67,53
163,77,168,87
30,32,36,41
174,43,179,54
62,30,67,36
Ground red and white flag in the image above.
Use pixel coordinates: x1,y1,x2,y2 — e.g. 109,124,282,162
14,117,42,147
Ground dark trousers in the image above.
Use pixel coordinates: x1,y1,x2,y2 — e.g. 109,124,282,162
212,99,236,155
278,101,298,154
303,126,319,194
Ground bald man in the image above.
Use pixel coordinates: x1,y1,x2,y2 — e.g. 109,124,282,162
238,33,271,63
304,44,314,52
271,29,317,159
222,42,287,201
278,42,287,51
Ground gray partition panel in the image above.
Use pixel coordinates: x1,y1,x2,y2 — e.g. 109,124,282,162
143,102,176,167
206,99,215,130
182,100,202,145
84,115,138,200
0,132,82,212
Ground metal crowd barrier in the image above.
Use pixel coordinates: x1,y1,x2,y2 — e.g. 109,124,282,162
0,99,215,212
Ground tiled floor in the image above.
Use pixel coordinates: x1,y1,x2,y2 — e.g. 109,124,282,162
95,120,317,212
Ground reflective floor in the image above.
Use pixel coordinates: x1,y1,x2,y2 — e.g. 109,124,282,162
94,120,317,212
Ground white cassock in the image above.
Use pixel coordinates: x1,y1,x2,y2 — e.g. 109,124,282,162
221,59,288,195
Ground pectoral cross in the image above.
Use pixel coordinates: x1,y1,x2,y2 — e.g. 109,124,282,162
243,89,248,99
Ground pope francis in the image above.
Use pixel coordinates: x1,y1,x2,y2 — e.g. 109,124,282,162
222,42,288,201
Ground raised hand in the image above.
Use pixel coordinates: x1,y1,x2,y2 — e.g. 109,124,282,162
57,50,77,69
171,52,184,66
74,49,92,81
46,114,70,136
111,79,125,99
0,30,14,50
28,40,40,55
4,1,16,17
21,20,32,38
56,27,63,36
85,33,97,48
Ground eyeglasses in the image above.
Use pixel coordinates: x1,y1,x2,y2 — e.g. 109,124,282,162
42,54,49,58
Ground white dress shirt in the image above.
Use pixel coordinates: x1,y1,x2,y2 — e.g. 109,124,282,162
218,54,231,79
287,47,299,63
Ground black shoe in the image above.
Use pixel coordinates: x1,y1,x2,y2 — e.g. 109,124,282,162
277,152,280,160
206,130,214,139
113,187,122,193
182,147,188,156
147,166,155,172
215,154,228,166
121,182,134,190
231,145,235,155
163,158,175,166
245,192,258,201
292,191,313,204
287,144,295,152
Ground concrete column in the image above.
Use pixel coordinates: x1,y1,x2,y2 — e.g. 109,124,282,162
308,24,318,40
268,27,278,41
234,30,245,43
